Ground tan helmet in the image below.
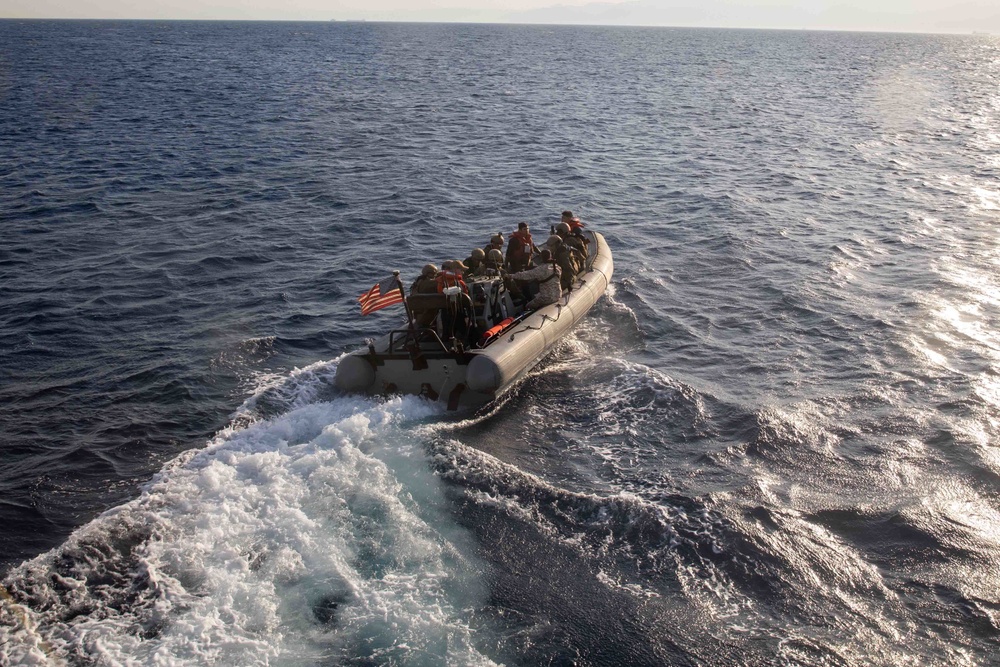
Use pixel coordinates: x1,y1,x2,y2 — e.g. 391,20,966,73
488,249,503,264
490,233,504,247
556,221,571,236
471,247,486,260
422,263,439,276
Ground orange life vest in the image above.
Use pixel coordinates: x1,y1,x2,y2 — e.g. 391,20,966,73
436,270,467,294
508,230,533,263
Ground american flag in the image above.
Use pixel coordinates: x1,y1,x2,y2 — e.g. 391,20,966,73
358,274,404,315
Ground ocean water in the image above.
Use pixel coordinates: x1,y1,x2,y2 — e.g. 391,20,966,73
2,19,999,666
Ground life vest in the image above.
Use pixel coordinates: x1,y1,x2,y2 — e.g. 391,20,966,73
436,270,467,294
508,231,533,263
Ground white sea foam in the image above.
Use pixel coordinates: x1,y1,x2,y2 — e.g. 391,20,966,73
231,357,345,425
1,392,497,667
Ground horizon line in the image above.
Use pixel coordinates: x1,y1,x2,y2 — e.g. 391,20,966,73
0,16,991,37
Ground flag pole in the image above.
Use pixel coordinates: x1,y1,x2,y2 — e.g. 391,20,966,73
394,271,415,330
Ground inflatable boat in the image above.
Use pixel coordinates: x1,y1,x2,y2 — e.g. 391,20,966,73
335,230,613,410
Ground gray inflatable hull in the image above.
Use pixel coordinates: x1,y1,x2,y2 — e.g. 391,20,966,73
335,231,613,409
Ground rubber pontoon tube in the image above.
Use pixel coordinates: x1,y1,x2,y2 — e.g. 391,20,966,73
466,354,503,393
335,354,376,391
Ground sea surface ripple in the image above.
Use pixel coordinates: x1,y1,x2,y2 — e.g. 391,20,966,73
2,20,999,666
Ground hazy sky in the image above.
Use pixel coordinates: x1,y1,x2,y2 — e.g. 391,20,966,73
2,0,999,33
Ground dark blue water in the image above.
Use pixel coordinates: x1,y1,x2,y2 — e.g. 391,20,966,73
2,19,1000,666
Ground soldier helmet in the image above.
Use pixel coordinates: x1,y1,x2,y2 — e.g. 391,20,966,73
488,249,503,264
471,248,486,260
422,263,439,276
556,222,571,236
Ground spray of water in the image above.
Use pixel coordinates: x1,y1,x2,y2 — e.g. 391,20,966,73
1,373,497,667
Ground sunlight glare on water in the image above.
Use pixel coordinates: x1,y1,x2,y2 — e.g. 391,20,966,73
3,21,1000,666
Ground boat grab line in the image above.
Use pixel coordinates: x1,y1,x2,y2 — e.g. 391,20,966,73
508,302,566,340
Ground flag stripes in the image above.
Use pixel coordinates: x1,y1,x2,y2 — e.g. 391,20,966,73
358,274,404,315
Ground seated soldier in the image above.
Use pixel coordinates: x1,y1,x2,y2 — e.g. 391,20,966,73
465,247,487,276
561,211,589,258
481,248,526,304
436,260,469,294
482,248,505,277
483,232,504,257
556,222,587,273
511,249,562,310
409,263,441,329
545,234,579,291
437,260,473,341
410,263,439,295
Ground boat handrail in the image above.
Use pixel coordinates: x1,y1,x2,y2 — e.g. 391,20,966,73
388,328,451,354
